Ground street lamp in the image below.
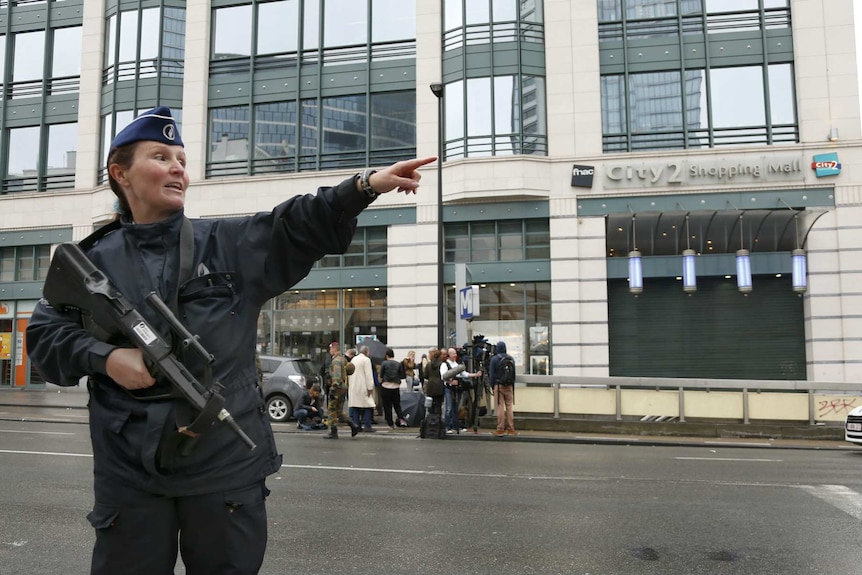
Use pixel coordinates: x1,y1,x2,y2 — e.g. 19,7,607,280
430,82,445,346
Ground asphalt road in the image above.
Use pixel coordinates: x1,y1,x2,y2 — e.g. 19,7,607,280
1,408,861,574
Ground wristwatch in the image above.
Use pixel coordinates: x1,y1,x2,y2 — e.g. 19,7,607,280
358,168,379,198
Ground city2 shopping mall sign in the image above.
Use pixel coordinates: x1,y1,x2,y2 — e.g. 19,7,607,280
811,153,841,178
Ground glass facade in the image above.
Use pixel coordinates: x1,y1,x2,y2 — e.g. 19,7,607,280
207,0,417,176
598,0,796,151
441,0,547,159
0,0,83,194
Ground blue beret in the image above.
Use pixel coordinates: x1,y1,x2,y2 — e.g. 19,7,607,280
109,106,183,155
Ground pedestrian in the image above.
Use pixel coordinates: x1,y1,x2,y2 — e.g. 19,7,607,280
349,345,377,432
402,350,418,390
488,341,517,436
442,347,481,434
293,383,325,430
324,342,360,439
423,347,445,415
380,348,408,428
25,105,433,574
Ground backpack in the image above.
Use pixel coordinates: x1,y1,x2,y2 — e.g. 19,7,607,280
499,355,516,386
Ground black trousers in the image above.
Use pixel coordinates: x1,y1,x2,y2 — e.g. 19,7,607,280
379,386,405,426
87,480,269,575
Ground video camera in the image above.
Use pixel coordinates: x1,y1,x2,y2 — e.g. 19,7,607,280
459,334,494,372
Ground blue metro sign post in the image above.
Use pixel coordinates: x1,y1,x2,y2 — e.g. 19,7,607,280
459,285,480,321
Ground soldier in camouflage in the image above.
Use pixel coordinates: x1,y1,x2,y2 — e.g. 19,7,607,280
324,342,359,439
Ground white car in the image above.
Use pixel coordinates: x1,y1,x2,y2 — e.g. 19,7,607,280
845,405,862,444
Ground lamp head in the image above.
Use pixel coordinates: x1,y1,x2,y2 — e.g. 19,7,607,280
430,83,444,98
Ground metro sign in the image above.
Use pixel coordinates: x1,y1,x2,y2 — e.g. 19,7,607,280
459,285,480,320
811,153,841,178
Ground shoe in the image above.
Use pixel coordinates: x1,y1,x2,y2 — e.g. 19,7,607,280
492,430,505,437
389,425,395,430
363,427,376,433
459,428,467,433
299,424,312,431
297,423,303,430
397,419,408,427
323,426,338,439
506,430,518,436
348,421,360,437
446,429,456,435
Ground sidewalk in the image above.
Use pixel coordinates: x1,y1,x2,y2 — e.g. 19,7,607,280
1,385,857,451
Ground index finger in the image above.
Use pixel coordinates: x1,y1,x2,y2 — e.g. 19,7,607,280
402,156,437,170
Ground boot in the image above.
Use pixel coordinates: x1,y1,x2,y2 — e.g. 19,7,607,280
348,420,360,437
323,425,338,439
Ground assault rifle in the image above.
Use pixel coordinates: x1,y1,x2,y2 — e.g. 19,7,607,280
42,242,256,451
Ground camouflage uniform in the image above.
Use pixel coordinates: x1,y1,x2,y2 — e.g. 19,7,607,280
326,352,351,429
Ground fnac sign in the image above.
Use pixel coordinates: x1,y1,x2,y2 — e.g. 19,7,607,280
811,153,841,178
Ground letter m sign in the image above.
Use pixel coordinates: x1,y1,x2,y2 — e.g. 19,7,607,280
459,285,480,320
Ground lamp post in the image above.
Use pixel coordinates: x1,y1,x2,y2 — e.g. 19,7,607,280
430,82,445,346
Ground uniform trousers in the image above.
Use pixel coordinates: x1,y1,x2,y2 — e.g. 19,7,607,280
88,480,268,575
494,384,515,432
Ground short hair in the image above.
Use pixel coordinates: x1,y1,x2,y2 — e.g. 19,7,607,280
329,342,340,351
310,383,321,393
358,345,369,355
385,348,394,358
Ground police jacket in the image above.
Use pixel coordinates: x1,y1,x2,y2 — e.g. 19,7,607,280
26,177,373,497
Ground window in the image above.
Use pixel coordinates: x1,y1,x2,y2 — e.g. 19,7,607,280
599,0,795,151
103,6,186,84
317,227,388,268
445,219,550,263
0,245,50,282
445,75,547,159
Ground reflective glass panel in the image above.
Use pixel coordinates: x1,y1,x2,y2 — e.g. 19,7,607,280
470,222,496,262
467,77,492,136
445,80,465,141
0,247,13,281
494,75,517,134
303,0,320,50
255,101,297,159
371,92,416,149
213,5,252,58
706,0,756,10
627,0,678,19
209,106,251,162
140,8,160,61
13,31,44,82
768,64,795,125
521,0,543,22
466,0,490,25
445,0,462,29
372,0,416,42
366,227,387,266
300,99,319,156
597,0,621,21
259,1,298,55
522,76,546,145
498,220,523,261
104,14,117,66
53,27,81,77
118,10,138,62
324,0,367,48
8,126,40,176
163,8,186,77
47,123,78,174
628,71,683,133
0,36,5,82
710,66,764,127
322,96,367,153
601,75,626,133
492,0,516,21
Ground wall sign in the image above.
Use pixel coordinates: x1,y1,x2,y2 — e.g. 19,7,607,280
603,155,805,188
571,164,595,188
811,153,841,177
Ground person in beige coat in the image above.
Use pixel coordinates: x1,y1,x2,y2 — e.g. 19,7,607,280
348,345,376,432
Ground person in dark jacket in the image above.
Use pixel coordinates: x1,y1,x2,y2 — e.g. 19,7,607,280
25,106,434,575
423,347,445,414
379,348,408,428
488,340,517,436
293,383,325,430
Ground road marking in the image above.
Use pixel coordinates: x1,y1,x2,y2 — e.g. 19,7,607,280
675,456,782,462
799,485,862,521
0,449,91,458
0,429,76,435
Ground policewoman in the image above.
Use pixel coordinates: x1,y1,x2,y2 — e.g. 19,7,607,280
26,107,434,574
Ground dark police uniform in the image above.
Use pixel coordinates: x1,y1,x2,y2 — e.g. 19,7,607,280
26,109,376,574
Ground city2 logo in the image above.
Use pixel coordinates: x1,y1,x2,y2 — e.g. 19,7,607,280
811,152,841,178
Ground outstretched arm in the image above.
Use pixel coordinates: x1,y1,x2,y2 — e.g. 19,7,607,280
364,157,437,195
